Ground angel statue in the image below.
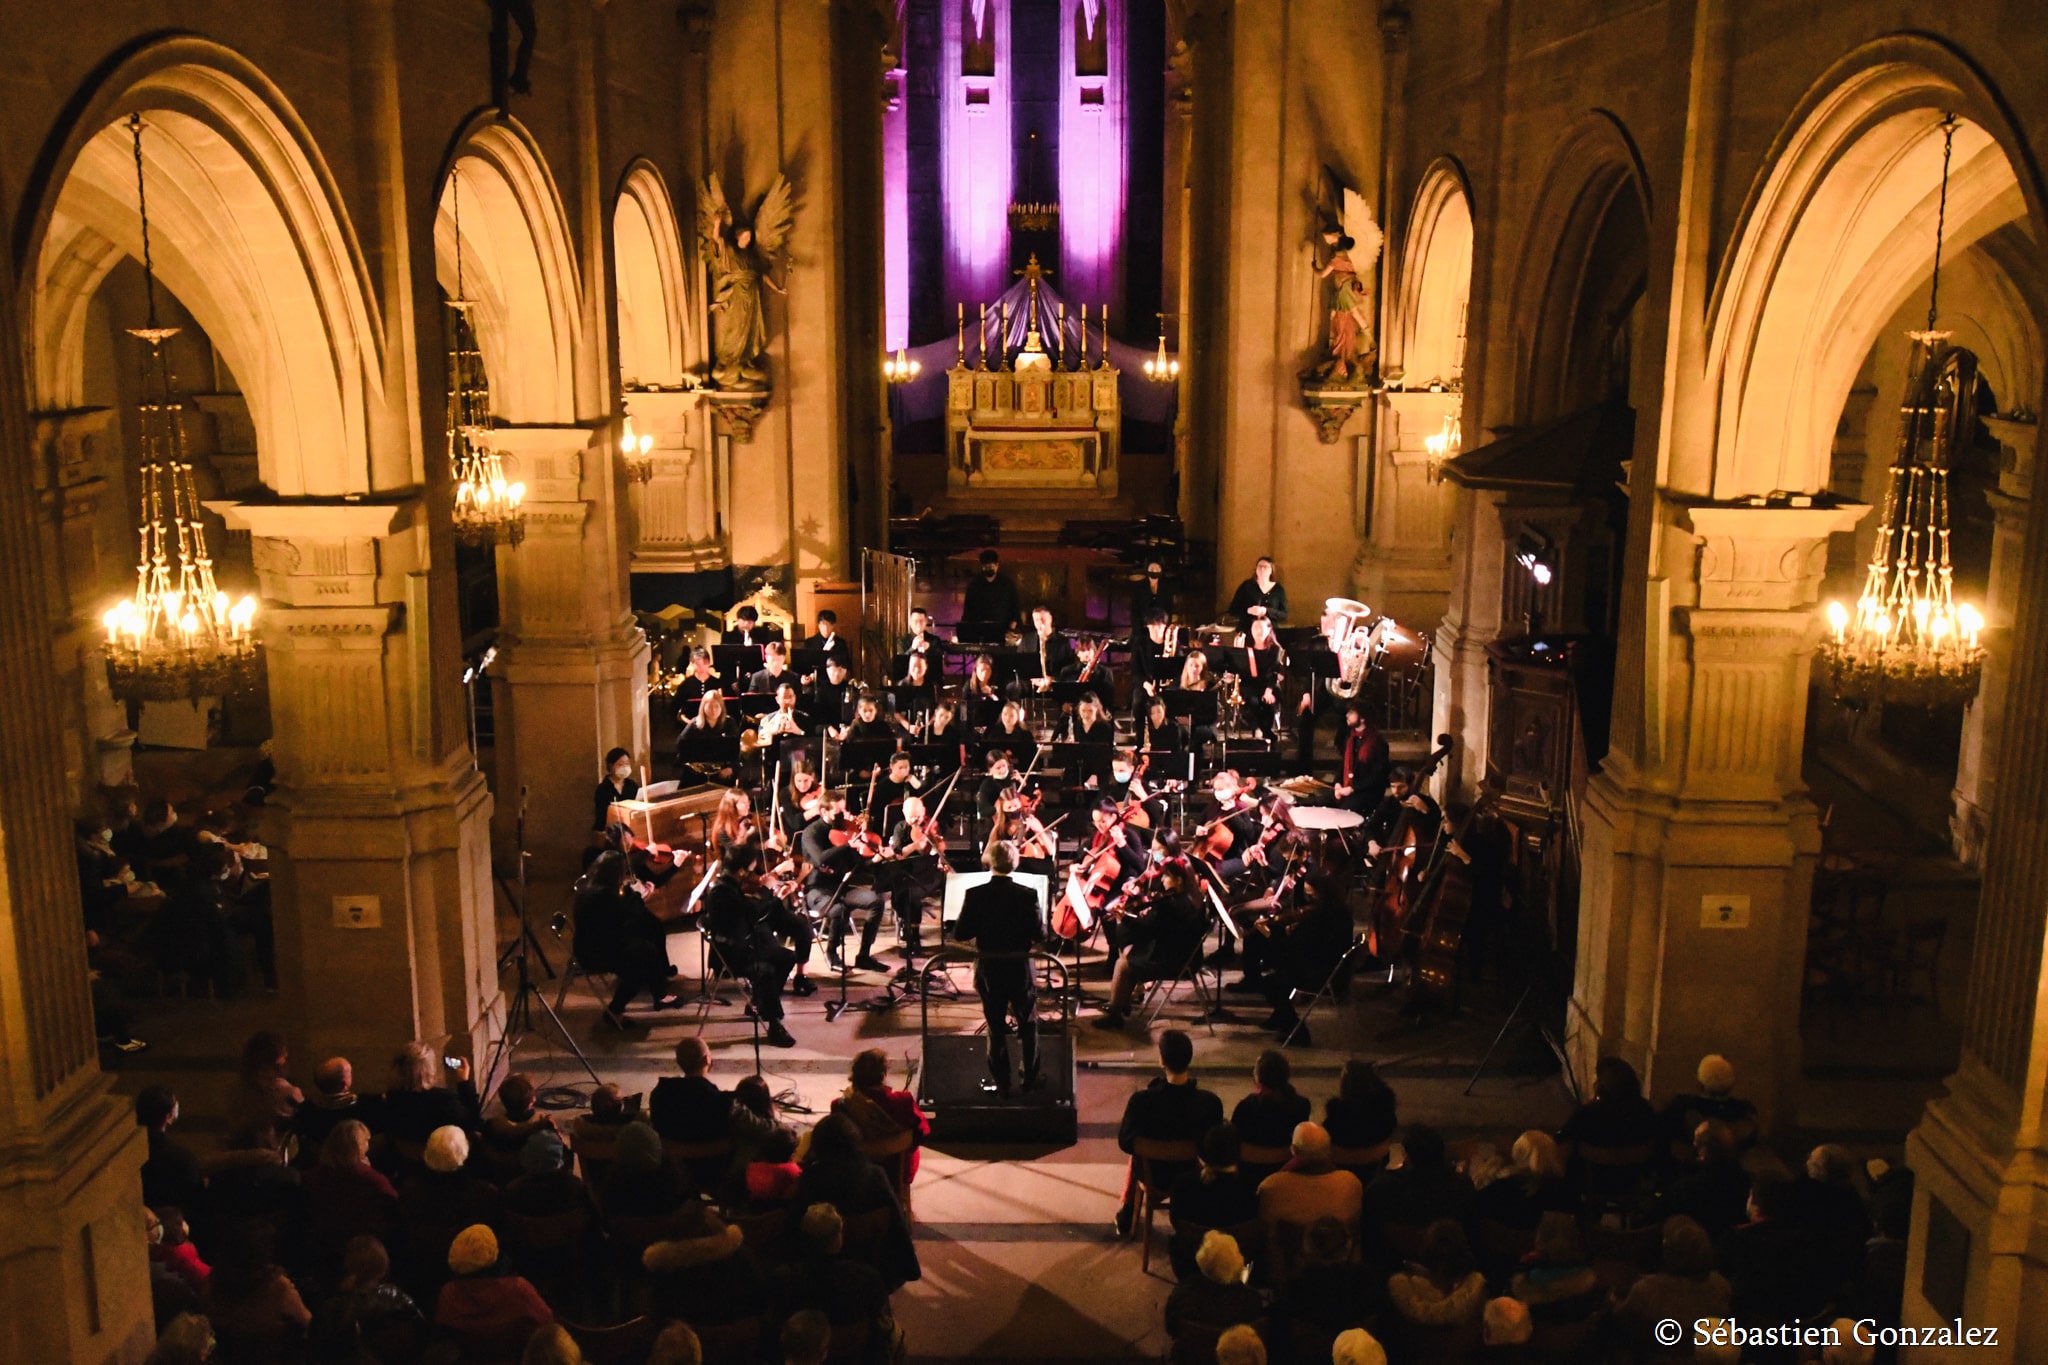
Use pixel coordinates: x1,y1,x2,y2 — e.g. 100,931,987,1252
1307,166,1383,385
697,172,795,389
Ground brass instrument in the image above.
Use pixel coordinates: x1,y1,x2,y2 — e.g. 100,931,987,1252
1320,597,1376,699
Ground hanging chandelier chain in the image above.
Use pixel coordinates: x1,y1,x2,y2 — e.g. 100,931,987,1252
126,113,163,334
1925,113,1958,335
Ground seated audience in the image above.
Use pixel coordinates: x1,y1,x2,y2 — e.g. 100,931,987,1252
782,1309,832,1365
830,1047,929,1185
1661,1120,1753,1242
1473,1130,1573,1233
1508,1211,1602,1324
1364,1125,1474,1242
647,1322,704,1365
728,1073,792,1172
1116,1029,1226,1237
306,1235,423,1365
378,1043,482,1153
203,1220,312,1364
1661,1053,1758,1149
741,1127,805,1210
1333,1328,1389,1365
147,1313,217,1365
138,1085,207,1214
1480,1297,1532,1361
1257,1121,1364,1235
1214,1323,1267,1365
1387,1219,1487,1332
1560,1056,1663,1153
600,1120,686,1220
643,1200,772,1328
1613,1216,1731,1362
651,1038,733,1145
478,1074,557,1180
1169,1124,1261,1280
292,1057,370,1166
1231,1050,1312,1177
1273,1216,1383,1342
230,1030,303,1152
1323,1059,1398,1159
795,1113,921,1290
397,1126,502,1288
148,1207,211,1297
771,1202,901,1363
504,1130,594,1218
304,1120,399,1272
1794,1143,1873,1294
1718,1170,1835,1324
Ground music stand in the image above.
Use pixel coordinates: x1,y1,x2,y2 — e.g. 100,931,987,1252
736,693,781,718
909,742,962,778
1161,689,1218,727
1222,740,1280,776
838,741,898,794
713,644,765,680
1043,681,1095,706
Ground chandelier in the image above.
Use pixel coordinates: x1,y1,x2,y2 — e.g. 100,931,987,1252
445,169,526,546
1819,114,1985,709
1424,411,1461,481
101,114,257,703
1143,314,1179,384
882,347,921,384
618,411,656,483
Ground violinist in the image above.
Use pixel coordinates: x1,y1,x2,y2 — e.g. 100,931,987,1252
987,782,1057,877
592,748,640,839
1239,615,1289,739
1135,695,1191,755
1020,604,1078,694
748,641,793,694
900,606,949,660
771,761,823,849
800,790,890,972
723,604,783,646
1055,691,1114,746
1251,850,1356,1047
701,844,805,1047
886,793,947,955
890,651,938,723
1332,702,1391,817
981,699,1039,772
707,788,759,858
808,656,860,730
977,750,1023,825
757,681,809,746
869,751,925,822
1092,861,1207,1032
676,689,743,779
1365,767,1441,855
575,850,681,1030
672,648,722,720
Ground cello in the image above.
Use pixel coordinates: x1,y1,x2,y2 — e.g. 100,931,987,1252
1404,793,1494,1014
1055,808,1139,939
1364,736,1455,958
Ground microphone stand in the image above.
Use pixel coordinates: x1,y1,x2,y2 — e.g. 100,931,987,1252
485,784,601,1094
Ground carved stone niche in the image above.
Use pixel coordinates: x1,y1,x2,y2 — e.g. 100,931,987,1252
1681,502,1869,612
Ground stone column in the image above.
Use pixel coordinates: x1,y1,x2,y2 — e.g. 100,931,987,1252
0,232,152,1365
1569,504,1861,1133
1902,403,2048,1362
1432,480,1506,798
1356,388,1457,629
1951,414,2035,866
626,391,725,573
222,501,498,1071
489,427,650,883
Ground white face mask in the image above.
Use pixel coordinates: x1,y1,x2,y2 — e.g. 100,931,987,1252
612,763,631,781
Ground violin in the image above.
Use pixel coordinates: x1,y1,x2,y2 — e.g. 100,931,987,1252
829,764,887,857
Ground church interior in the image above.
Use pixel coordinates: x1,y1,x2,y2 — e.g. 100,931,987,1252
3,2,2048,1363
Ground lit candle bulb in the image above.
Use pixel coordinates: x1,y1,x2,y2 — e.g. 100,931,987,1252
1824,600,1847,644
1959,602,1983,651
103,606,122,646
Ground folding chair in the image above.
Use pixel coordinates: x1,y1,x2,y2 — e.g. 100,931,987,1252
1281,933,1369,1048
1138,939,1222,1034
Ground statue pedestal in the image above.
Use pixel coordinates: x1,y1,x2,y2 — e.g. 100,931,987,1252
1299,379,1378,444
707,388,770,444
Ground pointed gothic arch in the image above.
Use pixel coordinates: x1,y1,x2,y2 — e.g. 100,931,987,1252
614,161,695,388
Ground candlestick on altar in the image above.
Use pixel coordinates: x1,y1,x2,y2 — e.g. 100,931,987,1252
1056,303,1065,370
999,303,1010,370
956,302,966,368
978,303,989,371
1079,306,1088,370
1101,306,1110,370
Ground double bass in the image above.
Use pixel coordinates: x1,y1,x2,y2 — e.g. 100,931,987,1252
1364,736,1455,958
1404,792,1495,1014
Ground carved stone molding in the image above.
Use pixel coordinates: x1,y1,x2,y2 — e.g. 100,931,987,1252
209,497,418,608
1299,382,1376,444
708,389,770,444
1680,502,1868,611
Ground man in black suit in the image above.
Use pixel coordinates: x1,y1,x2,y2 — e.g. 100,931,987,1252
723,604,784,646
961,549,1022,643
1113,1028,1224,1235
749,640,793,694
951,842,1045,1095
801,610,854,682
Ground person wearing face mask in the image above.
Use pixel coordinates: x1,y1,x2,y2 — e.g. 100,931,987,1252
961,549,1022,644
1226,555,1290,630
594,747,640,837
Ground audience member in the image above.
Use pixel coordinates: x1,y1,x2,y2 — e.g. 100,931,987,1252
741,1127,805,1210
505,1130,595,1219
1116,1029,1226,1237
1231,1050,1312,1176
646,1321,704,1365
229,1030,302,1151
643,1200,772,1328
1662,1120,1753,1242
1386,1219,1487,1332
831,1047,929,1186
601,1120,686,1220
781,1309,832,1365
1661,1054,1759,1149
1479,1297,1531,1361
292,1057,369,1165
1164,1230,1264,1362
1560,1056,1662,1152
146,1313,216,1365
1323,1059,1398,1159
1719,1170,1834,1324
1364,1125,1474,1243
522,1323,587,1365
138,1085,207,1213
1508,1211,1602,1325
1332,1327,1389,1365
1613,1216,1731,1362
303,1120,399,1272
651,1038,732,1145
397,1125,502,1288
1473,1130,1572,1233
378,1043,482,1152
479,1074,557,1179
1213,1323,1267,1365
1795,1143,1872,1293
1257,1121,1363,1236
146,1207,201,1328
771,1202,901,1363
728,1073,792,1172
203,1220,311,1364
148,1207,211,1296
306,1235,422,1365
795,1113,920,1290
434,1224,553,1350
1273,1216,1383,1342
1168,1124,1261,1279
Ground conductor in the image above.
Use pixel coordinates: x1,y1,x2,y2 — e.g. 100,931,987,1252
951,842,1044,1096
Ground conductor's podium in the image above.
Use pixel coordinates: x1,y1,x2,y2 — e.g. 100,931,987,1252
915,948,1078,1146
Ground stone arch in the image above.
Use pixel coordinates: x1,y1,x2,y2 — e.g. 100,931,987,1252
1503,111,1652,426
614,161,695,388
436,117,583,425
1393,157,1474,388
20,38,385,495
1703,36,2046,499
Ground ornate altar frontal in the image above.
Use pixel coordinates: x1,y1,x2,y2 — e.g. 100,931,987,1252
948,366,1120,493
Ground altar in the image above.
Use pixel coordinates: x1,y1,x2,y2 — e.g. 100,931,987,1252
943,256,1122,498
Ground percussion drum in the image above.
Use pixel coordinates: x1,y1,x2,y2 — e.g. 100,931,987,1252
1289,806,1365,831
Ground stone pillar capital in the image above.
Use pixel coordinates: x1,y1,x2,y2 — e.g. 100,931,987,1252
206,496,420,607
1679,501,1867,610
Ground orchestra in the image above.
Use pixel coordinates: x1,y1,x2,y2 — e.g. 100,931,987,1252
591,559,1450,1051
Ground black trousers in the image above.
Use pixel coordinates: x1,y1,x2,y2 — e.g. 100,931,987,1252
811,884,888,956
716,941,798,1022
976,964,1038,1086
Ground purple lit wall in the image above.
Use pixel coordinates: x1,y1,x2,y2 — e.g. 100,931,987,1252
1058,0,1127,318
941,0,1013,307
884,23,910,351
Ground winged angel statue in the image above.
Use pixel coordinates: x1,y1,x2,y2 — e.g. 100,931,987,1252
698,172,795,388
1308,166,1383,384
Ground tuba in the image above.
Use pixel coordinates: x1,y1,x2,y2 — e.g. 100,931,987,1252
1320,597,1377,699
